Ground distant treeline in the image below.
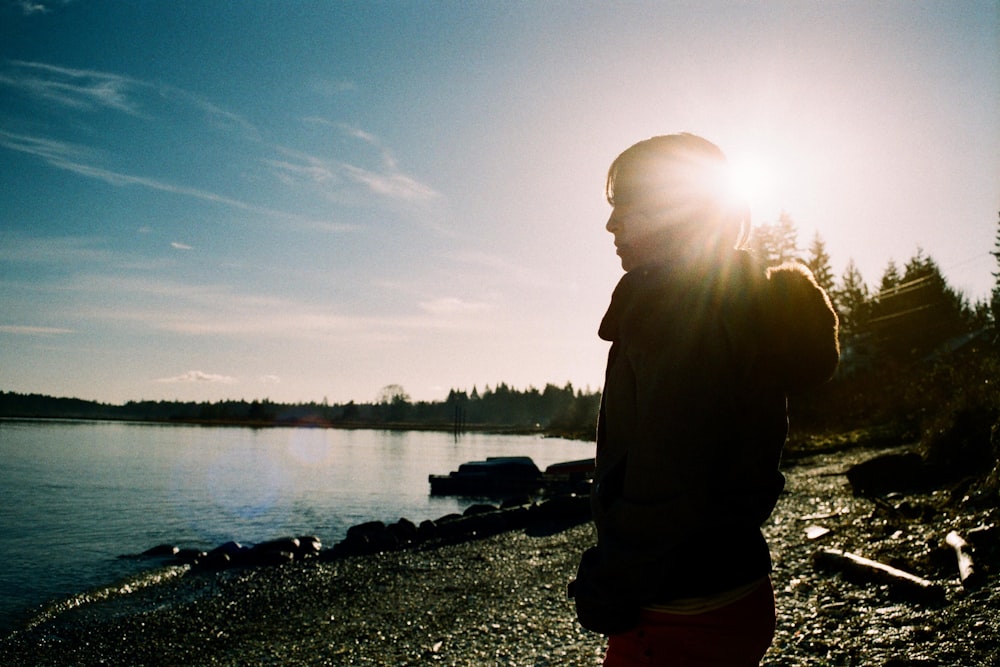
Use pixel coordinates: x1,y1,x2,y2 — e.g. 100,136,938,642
3,329,999,449
0,382,602,440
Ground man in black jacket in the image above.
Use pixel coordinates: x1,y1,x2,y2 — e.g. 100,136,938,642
571,133,839,666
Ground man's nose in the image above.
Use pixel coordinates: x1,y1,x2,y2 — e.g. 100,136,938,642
606,211,619,233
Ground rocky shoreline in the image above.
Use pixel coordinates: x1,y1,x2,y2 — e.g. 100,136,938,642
2,444,998,666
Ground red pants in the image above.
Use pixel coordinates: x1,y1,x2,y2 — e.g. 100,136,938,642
603,578,776,667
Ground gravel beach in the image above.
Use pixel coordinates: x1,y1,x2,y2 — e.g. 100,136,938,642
2,444,998,666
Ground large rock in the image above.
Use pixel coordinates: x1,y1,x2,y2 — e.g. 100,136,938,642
846,452,928,496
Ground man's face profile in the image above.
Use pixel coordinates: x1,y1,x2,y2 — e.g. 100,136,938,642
605,181,691,272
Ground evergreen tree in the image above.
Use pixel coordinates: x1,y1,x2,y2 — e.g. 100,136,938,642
773,211,801,265
748,222,778,267
833,258,870,337
869,249,970,360
749,210,800,267
805,231,835,295
991,212,1000,328
878,259,902,293
446,388,469,403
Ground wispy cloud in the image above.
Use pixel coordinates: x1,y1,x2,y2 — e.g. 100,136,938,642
0,61,281,218
14,1,50,16
0,129,294,220
0,131,360,237
170,242,193,250
63,272,494,343
293,119,441,203
306,119,378,146
0,324,74,335
342,126,378,145
335,122,439,201
418,297,493,316
299,219,360,234
0,60,433,235
155,370,236,384
0,233,111,264
265,147,439,203
11,0,72,16
341,163,439,201
265,146,337,185
0,129,90,164
157,84,260,141
310,78,356,97
448,249,554,289
46,157,257,207
1,60,142,114
2,60,261,141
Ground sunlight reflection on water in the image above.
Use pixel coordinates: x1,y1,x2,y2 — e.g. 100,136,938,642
0,419,591,633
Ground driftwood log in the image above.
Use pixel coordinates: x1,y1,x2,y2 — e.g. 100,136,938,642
945,531,985,591
813,547,946,605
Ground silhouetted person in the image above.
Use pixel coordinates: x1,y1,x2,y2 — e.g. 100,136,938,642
570,133,839,666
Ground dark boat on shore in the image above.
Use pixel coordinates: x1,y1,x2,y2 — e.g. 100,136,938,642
428,456,594,497
429,456,543,496
540,458,596,494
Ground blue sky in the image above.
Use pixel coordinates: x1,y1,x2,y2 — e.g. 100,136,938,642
1,0,997,405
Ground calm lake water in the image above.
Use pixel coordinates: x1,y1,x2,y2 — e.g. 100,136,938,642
0,419,592,633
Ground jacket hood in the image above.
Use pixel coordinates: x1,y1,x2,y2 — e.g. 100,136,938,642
759,262,840,391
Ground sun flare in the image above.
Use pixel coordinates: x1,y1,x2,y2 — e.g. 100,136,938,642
727,154,783,223
728,156,776,203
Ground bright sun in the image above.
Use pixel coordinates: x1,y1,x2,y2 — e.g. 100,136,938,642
727,154,782,223
729,156,776,203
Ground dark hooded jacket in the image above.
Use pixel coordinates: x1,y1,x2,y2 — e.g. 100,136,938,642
571,248,839,635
